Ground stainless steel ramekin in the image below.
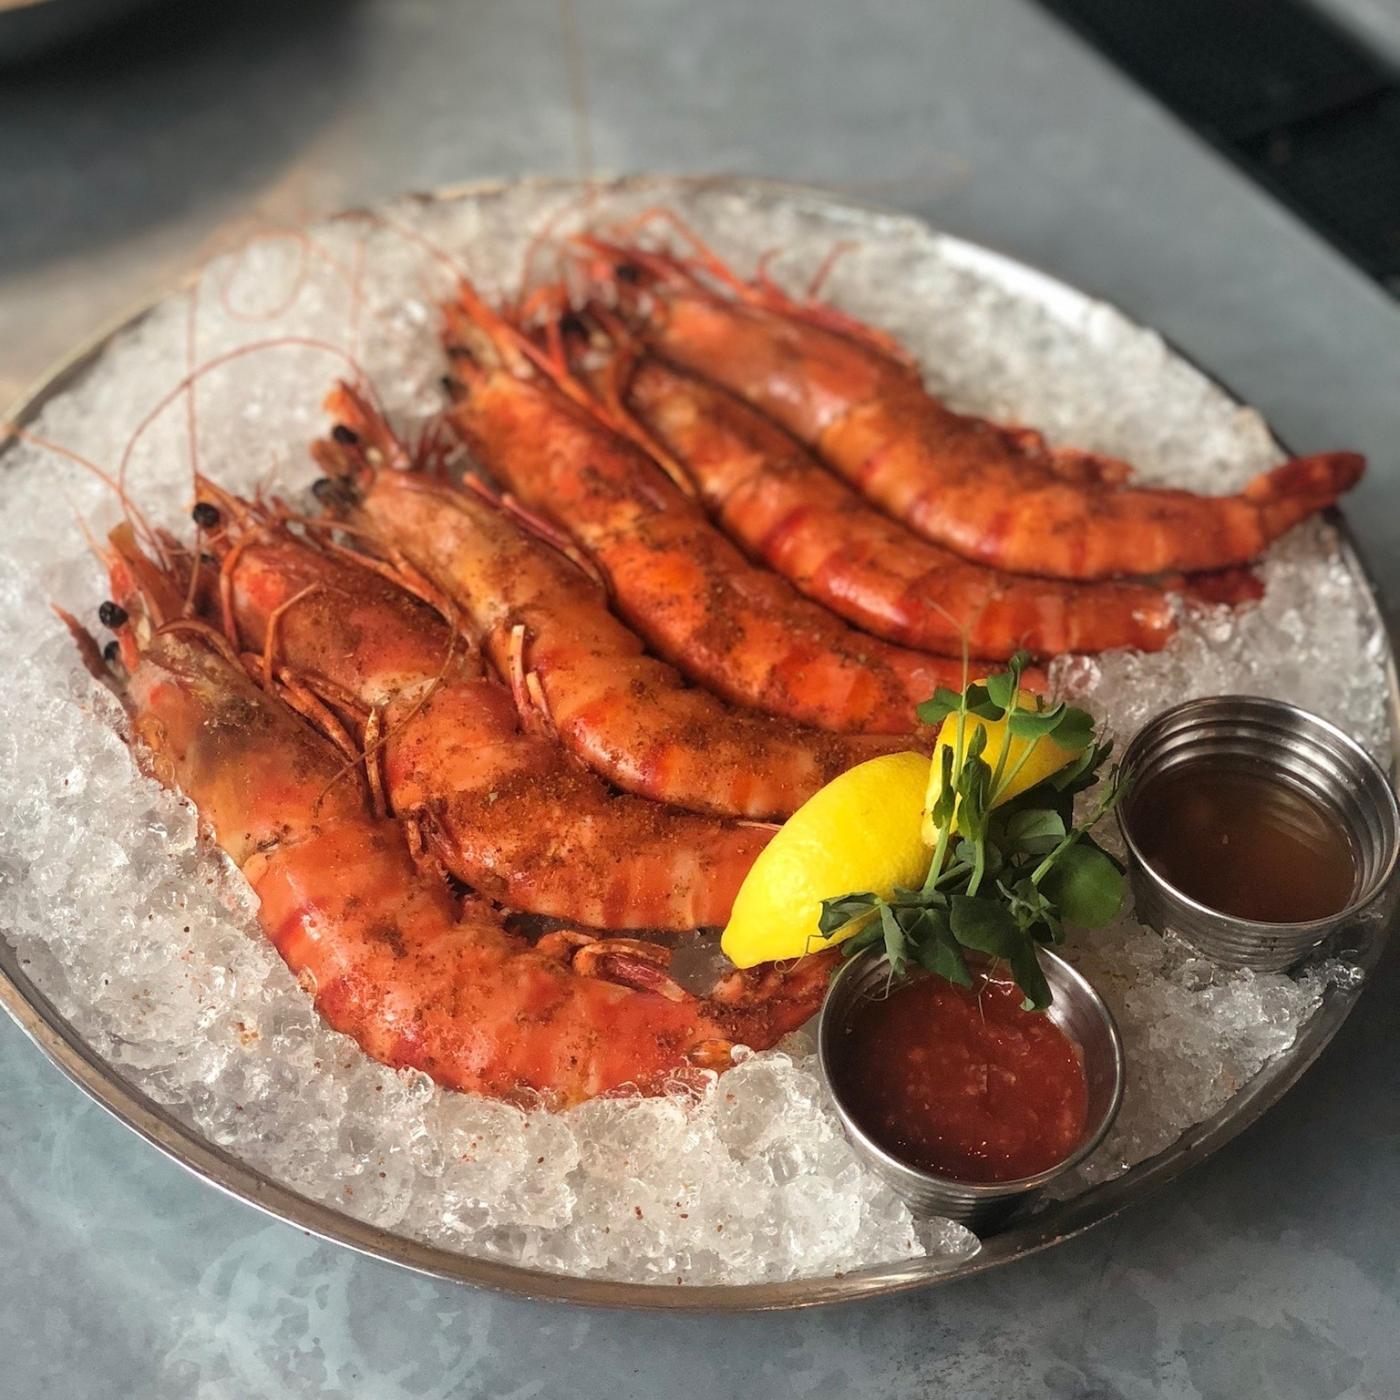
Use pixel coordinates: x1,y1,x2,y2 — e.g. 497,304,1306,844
1117,695,1400,973
817,949,1124,1233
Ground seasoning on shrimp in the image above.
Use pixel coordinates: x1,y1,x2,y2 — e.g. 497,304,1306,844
554,316,1261,660
315,382,910,821
65,523,831,1108
197,482,771,931
437,279,990,733
578,219,1364,582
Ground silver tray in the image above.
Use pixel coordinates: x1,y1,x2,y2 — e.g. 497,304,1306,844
2,176,1395,1311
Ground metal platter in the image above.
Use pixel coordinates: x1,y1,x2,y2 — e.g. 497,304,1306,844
1,176,1395,1311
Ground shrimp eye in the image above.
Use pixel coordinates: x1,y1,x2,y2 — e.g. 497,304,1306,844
191,501,220,529
102,640,120,664
617,263,642,284
98,600,128,629
331,424,360,446
312,476,358,508
559,312,588,339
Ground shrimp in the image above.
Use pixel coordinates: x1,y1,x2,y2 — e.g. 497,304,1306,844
194,485,772,930
312,382,910,821
69,524,830,1107
571,326,1248,660
438,281,1002,733
578,226,1364,581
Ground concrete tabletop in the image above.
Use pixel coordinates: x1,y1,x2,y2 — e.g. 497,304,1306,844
3,2,1398,1396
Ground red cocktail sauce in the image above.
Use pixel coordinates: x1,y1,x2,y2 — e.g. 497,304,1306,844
831,971,1089,1183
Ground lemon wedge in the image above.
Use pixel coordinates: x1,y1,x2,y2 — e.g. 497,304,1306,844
921,690,1078,844
721,752,930,968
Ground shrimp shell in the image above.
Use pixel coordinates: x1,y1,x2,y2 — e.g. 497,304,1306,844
89,524,830,1107
201,500,772,930
584,234,1364,581
441,289,985,733
616,354,1192,660
316,383,911,821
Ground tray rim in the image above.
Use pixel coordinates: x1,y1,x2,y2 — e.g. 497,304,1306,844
2,173,1395,1313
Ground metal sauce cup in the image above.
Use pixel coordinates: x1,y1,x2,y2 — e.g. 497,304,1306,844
817,948,1124,1233
1118,695,1400,973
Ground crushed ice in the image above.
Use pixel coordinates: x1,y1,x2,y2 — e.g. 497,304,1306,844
0,180,1389,1286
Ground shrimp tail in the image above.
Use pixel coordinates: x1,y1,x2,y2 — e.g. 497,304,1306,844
1244,451,1366,514
708,952,838,1045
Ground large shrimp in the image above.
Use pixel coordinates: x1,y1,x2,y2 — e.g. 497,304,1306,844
194,485,772,930
312,383,910,820
566,322,1264,660
578,224,1364,581
65,525,830,1107
438,281,1002,733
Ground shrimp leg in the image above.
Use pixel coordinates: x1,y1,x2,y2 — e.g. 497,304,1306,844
196,486,772,930
82,524,829,1107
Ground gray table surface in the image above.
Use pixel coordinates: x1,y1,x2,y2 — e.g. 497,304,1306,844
3,2,1399,1396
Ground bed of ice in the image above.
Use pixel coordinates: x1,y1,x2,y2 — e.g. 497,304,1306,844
0,178,1391,1289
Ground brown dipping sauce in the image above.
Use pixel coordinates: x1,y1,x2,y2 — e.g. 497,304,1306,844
1129,763,1357,924
830,971,1089,1183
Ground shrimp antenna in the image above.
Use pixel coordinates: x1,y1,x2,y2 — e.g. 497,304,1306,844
609,207,749,293
2,421,171,570
443,278,627,439
570,232,706,295
358,207,474,283
116,337,385,511
515,184,607,314
444,278,573,384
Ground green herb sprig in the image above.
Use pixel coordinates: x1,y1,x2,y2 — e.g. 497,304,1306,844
819,651,1126,1010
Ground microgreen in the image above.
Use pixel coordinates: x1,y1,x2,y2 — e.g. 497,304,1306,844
819,650,1126,1010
